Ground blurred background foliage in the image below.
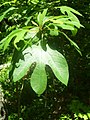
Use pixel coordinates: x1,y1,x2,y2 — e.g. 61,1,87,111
0,0,90,119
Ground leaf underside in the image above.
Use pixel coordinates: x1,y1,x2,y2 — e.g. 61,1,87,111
13,45,69,94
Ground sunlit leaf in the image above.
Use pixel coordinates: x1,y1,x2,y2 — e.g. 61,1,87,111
0,7,16,22
59,6,82,16
0,26,39,51
0,29,28,51
37,9,48,27
57,24,74,30
64,21,82,28
48,14,83,30
13,44,69,94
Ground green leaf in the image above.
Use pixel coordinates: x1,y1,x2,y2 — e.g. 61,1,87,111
50,29,59,36
50,26,59,36
59,6,82,16
13,44,69,94
87,113,90,119
69,39,82,56
49,19,63,24
14,29,28,49
46,45,69,85
0,29,28,51
55,6,84,29
60,31,82,56
71,28,78,36
64,21,82,28
25,16,32,26
0,7,16,22
31,0,39,4
49,15,82,30
0,27,39,51
24,27,39,39
57,24,74,30
0,1,15,7
37,9,48,27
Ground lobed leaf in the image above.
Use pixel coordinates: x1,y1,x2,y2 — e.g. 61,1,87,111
59,6,82,16
13,44,69,94
0,29,28,51
0,27,39,51
48,14,83,31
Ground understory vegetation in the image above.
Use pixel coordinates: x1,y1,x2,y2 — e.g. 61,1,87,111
0,0,90,120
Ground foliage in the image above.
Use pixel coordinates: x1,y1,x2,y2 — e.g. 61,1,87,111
0,0,90,120
0,0,83,95
59,99,90,120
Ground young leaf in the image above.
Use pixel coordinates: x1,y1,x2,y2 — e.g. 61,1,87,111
0,7,16,22
67,10,80,23
69,39,82,56
37,9,48,27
